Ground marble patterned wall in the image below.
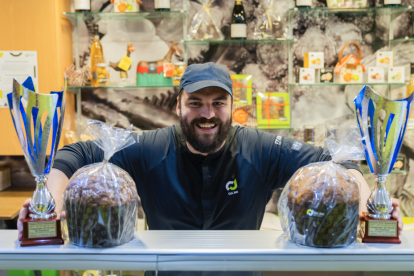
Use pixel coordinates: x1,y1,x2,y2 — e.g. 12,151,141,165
76,0,414,216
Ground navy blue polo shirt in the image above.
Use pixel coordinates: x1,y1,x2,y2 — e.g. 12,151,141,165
54,125,360,230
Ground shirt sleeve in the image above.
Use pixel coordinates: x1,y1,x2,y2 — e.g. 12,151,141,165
260,135,361,191
53,133,142,179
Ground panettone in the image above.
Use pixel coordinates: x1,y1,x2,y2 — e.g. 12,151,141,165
64,162,138,248
280,161,360,248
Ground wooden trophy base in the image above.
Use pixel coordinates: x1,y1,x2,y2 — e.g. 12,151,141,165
21,215,64,247
360,212,401,244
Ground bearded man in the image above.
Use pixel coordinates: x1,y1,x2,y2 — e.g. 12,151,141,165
17,63,402,276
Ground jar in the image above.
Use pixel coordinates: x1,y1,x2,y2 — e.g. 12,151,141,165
96,63,109,86
173,62,187,86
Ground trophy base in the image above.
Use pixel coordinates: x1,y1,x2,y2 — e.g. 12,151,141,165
21,216,64,247
360,212,401,244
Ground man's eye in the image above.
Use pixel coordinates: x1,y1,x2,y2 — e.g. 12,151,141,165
214,102,224,106
189,102,201,106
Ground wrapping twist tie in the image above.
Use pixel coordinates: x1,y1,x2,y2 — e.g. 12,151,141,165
266,7,273,31
203,3,212,20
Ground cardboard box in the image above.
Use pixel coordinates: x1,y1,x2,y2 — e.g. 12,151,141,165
0,167,11,191
319,68,334,83
299,68,315,84
376,51,394,68
304,52,324,69
368,67,385,83
388,67,405,83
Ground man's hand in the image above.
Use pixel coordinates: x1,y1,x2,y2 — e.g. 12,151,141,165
17,198,31,241
391,198,403,236
17,169,69,241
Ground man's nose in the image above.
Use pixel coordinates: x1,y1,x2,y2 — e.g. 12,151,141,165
200,105,215,119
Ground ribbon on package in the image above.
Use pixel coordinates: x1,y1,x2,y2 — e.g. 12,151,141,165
257,94,289,129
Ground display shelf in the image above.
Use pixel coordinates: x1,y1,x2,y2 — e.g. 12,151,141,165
63,10,186,22
362,170,409,175
287,6,412,18
184,39,294,45
67,84,179,89
290,82,407,86
389,36,414,48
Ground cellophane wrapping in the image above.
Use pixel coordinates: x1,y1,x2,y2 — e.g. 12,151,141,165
253,0,288,39
278,123,365,247
61,121,139,248
188,0,224,41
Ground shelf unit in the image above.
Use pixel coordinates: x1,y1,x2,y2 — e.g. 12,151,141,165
65,5,414,134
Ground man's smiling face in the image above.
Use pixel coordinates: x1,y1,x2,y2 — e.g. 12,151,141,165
177,86,233,155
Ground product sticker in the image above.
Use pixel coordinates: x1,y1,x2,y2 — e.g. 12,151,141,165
231,24,247,38
117,56,132,71
291,141,302,152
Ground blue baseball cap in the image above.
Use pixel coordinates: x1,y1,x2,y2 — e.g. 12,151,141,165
179,62,233,97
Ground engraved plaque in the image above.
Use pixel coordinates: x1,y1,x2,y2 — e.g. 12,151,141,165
28,221,56,239
368,220,397,237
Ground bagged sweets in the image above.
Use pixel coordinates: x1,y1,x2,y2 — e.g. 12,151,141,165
278,123,365,247
253,0,288,40
187,0,224,41
62,121,139,248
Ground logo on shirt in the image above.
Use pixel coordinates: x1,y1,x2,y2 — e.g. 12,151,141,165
226,179,238,195
275,136,282,145
291,141,303,152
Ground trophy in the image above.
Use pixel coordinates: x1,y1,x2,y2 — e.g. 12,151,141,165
354,85,413,244
7,77,66,247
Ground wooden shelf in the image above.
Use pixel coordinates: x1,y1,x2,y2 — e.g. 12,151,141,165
0,187,34,220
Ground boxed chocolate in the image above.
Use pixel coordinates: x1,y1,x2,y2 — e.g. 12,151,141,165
304,52,324,69
368,67,385,83
319,68,334,83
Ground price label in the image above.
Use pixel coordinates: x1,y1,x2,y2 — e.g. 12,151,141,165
368,220,397,237
28,221,56,238
117,56,132,71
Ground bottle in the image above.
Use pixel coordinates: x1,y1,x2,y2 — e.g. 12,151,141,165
231,0,246,40
296,0,312,8
154,0,170,11
74,0,91,12
407,63,414,126
383,0,401,7
90,25,104,87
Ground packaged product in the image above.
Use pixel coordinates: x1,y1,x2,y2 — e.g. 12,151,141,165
278,123,365,247
388,67,405,83
187,0,224,41
376,52,394,68
304,52,324,69
253,0,288,39
62,121,139,248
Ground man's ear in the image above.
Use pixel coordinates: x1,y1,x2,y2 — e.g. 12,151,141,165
176,97,180,116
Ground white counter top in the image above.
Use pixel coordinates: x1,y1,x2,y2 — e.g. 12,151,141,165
1,230,414,271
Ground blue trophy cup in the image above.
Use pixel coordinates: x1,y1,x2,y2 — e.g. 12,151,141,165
7,77,66,247
354,85,413,244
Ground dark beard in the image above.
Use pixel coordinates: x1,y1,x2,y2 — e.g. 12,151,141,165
180,112,232,154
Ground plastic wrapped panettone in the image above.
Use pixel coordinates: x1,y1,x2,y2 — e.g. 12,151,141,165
62,121,139,248
278,123,365,248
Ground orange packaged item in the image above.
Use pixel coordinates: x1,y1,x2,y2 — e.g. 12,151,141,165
334,42,366,84
233,109,248,124
164,63,174,78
